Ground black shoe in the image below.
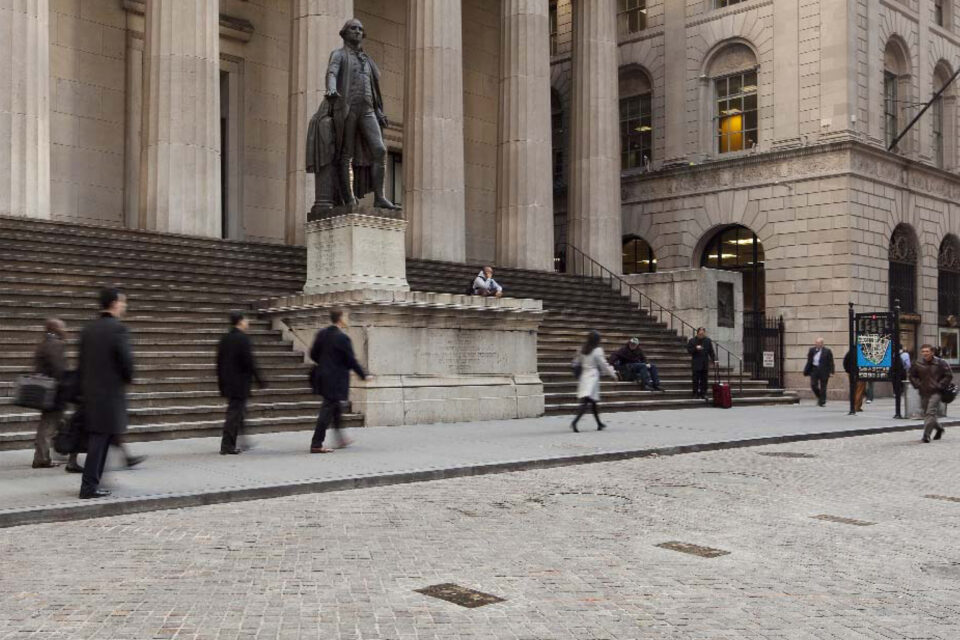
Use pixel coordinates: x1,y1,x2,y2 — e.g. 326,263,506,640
571,422,579,433
220,449,242,455
922,436,931,443
126,456,146,468
597,423,607,431
934,428,944,440
64,463,84,474
78,489,111,499
32,461,60,469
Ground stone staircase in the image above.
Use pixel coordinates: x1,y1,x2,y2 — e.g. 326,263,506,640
406,260,799,413
0,215,362,451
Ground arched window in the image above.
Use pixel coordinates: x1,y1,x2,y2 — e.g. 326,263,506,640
701,224,765,314
622,236,656,274
708,43,758,154
551,89,565,188
619,68,652,169
889,224,919,312
884,39,910,150
939,235,960,324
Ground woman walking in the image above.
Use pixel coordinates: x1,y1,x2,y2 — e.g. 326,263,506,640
572,330,618,432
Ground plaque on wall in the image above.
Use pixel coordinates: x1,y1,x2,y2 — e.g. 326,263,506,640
717,282,734,328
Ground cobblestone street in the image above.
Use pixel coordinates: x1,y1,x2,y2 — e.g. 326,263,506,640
3,431,959,640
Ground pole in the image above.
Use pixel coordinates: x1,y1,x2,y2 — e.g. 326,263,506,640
893,299,903,418
888,64,960,152
848,302,856,416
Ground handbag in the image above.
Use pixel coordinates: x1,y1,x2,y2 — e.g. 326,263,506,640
941,382,958,405
13,374,58,411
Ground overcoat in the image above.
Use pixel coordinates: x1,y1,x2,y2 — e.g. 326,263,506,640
216,328,263,400
575,347,617,401
78,313,133,434
686,337,716,372
310,326,366,402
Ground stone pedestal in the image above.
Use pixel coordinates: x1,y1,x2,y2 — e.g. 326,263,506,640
304,208,410,295
259,290,545,426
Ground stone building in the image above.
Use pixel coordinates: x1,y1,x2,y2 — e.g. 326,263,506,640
3,0,960,397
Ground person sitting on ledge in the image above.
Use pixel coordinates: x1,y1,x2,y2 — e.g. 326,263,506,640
609,337,663,391
472,266,503,298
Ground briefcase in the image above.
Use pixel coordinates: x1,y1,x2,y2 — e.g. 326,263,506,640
13,374,58,411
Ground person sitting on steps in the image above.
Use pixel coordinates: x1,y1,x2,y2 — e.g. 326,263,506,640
608,337,663,391
471,266,503,297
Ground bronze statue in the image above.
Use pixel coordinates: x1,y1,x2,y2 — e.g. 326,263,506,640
306,18,400,214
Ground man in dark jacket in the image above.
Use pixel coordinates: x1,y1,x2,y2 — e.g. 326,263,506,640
686,328,716,399
609,337,662,391
77,288,134,499
804,337,835,406
32,318,67,469
909,343,953,442
216,312,264,455
309,309,366,453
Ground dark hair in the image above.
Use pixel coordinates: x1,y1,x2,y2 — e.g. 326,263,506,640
99,288,121,310
581,330,601,356
921,343,934,351
696,327,706,333
229,311,245,327
330,308,344,324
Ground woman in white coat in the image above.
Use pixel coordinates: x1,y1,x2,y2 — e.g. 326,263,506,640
572,330,618,432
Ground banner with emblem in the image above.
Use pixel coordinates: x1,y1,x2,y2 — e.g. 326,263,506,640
855,312,896,381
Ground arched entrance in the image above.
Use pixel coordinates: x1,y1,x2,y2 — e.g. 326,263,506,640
700,225,765,315
622,235,656,274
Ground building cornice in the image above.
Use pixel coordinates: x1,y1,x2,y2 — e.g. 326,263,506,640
122,0,254,43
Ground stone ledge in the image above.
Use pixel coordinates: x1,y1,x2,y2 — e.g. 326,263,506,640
257,289,544,315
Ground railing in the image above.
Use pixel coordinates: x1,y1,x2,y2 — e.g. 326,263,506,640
554,242,744,392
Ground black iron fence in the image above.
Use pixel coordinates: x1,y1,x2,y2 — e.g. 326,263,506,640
744,312,785,387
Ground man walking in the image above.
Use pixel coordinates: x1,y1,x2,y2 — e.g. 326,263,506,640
309,309,366,453
804,337,835,406
216,311,264,455
32,318,67,469
78,288,133,499
843,348,866,412
909,343,953,443
686,328,716,399
609,337,663,391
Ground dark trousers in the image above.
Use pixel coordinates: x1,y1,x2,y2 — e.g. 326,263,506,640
623,363,660,388
80,432,112,494
221,397,247,453
692,369,708,397
311,398,343,449
810,368,829,405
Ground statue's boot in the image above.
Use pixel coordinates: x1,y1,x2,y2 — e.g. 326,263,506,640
339,165,357,206
371,160,401,210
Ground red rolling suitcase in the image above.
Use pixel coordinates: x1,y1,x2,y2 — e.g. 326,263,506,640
712,382,732,408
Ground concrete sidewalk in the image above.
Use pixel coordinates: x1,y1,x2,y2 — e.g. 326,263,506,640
0,399,944,527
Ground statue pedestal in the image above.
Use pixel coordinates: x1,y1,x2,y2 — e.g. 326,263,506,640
303,206,409,295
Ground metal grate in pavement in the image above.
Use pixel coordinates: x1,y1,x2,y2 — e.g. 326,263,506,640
655,541,730,558
925,494,960,503
757,452,818,459
811,514,876,526
415,583,505,608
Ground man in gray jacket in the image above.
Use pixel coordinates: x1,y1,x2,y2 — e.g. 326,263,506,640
908,343,953,443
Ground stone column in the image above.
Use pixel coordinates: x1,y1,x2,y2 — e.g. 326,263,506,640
141,0,221,238
284,0,353,246
0,0,50,219
496,0,555,271
568,0,621,272
404,0,467,263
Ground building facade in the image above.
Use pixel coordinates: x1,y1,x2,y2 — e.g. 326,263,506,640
3,0,960,395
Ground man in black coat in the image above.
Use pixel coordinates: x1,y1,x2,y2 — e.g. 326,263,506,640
78,288,134,499
803,337,835,406
686,327,716,399
309,309,366,453
216,312,264,455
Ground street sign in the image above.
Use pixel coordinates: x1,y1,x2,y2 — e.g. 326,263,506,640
762,351,775,368
855,312,895,381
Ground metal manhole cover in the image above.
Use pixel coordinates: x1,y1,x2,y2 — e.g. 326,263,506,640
925,494,960,503
811,514,876,527
415,583,505,608
757,452,818,459
921,562,960,579
656,541,730,558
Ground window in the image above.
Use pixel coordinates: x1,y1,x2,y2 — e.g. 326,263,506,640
716,0,747,7
551,91,564,188
549,1,558,56
934,94,944,168
936,0,945,27
622,236,656,274
884,71,899,148
939,236,960,325
617,0,646,36
716,70,758,153
620,92,652,168
889,224,918,313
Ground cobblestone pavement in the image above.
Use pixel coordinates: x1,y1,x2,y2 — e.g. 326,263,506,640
2,431,959,640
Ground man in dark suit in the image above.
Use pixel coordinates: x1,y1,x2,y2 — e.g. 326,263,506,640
804,337,835,406
216,311,264,455
309,309,366,453
78,288,134,499
686,327,716,399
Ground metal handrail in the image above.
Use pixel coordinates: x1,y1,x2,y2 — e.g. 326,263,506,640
554,242,744,392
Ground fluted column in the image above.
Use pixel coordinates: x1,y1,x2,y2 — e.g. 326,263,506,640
569,0,621,272
496,0,554,271
284,0,353,246
0,0,50,219
404,0,466,263
141,0,221,238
